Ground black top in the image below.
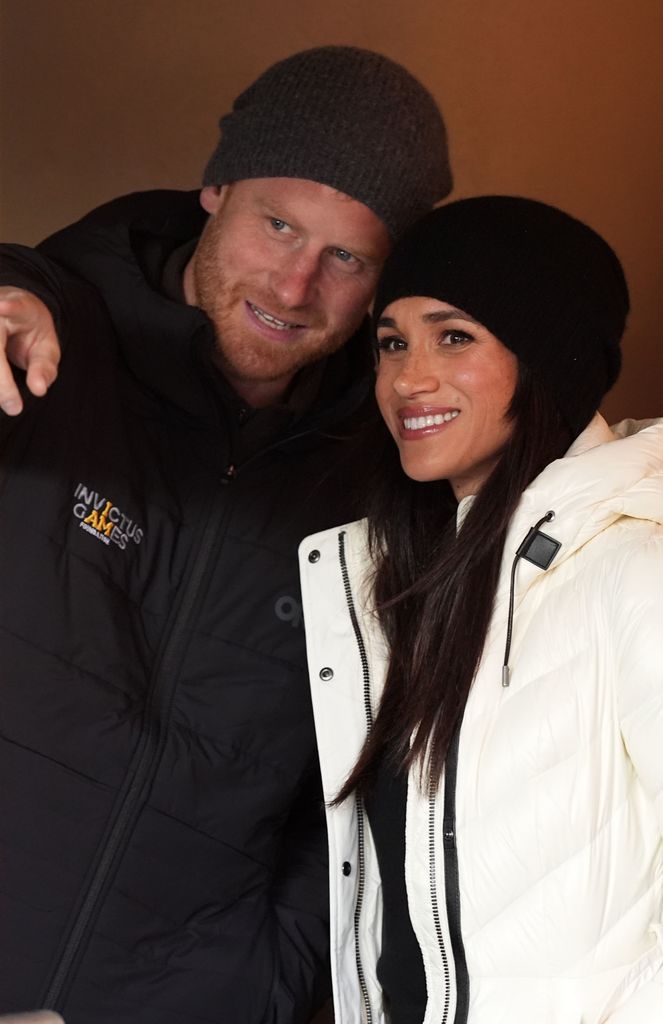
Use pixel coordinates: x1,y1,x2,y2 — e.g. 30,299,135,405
365,753,427,1023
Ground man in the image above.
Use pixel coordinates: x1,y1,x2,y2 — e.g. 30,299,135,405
0,46,451,1023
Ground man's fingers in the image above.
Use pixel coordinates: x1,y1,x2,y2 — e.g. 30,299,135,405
0,332,24,414
25,338,61,397
0,288,60,413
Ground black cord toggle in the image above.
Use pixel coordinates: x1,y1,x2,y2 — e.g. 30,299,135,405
502,511,560,688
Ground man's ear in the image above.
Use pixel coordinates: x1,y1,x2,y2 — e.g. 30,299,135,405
199,184,229,215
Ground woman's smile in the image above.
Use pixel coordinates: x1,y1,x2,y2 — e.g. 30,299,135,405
398,406,460,435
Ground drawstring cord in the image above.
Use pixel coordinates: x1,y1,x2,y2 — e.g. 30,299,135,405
502,510,558,688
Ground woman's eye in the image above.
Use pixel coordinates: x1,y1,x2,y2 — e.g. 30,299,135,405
442,329,473,345
376,336,406,354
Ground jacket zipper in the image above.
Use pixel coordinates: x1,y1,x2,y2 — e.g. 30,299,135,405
440,729,469,1023
429,730,470,1024
338,529,374,1024
428,785,452,1024
42,481,231,1010
353,795,373,1024
337,527,471,1024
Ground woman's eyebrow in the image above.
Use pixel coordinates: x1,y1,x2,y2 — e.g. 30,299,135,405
422,307,481,325
376,307,481,329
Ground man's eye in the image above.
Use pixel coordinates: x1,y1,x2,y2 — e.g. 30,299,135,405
333,248,356,264
270,218,289,232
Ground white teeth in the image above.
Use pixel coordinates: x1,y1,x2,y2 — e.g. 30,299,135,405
403,410,459,430
250,303,298,330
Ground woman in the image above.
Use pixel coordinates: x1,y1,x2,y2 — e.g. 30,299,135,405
299,197,663,1024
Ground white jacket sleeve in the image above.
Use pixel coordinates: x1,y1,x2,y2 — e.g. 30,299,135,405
607,534,663,1021
613,533,663,834
605,965,663,1022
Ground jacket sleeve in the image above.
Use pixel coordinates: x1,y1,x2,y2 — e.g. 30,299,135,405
610,533,663,1020
614,533,663,833
605,969,663,1022
0,243,68,329
269,763,331,1024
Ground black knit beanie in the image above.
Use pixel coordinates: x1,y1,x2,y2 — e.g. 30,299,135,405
202,46,452,239
373,196,629,436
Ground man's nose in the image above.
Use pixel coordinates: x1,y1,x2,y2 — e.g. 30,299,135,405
270,250,320,308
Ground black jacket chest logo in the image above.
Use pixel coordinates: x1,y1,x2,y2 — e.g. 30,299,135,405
73,482,144,551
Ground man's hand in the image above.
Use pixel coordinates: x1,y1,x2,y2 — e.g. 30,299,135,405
0,286,61,415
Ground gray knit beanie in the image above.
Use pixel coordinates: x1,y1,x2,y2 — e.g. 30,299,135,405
202,46,452,239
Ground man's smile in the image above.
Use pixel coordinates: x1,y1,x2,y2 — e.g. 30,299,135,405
247,301,305,331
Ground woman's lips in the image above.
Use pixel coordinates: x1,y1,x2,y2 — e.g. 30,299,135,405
398,407,460,438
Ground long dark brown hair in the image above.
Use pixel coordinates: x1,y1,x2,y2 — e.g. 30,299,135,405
338,363,574,800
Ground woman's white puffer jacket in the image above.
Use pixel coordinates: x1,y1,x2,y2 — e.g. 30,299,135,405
299,416,663,1024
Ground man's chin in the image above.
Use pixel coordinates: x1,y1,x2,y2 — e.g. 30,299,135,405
214,332,347,382
211,347,303,388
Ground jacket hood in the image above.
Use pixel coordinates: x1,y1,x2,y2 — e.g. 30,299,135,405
509,414,663,574
38,189,373,427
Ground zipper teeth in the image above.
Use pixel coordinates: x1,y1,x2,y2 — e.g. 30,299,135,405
338,530,373,730
42,485,228,1009
442,730,470,1024
338,529,373,1024
429,786,451,1024
353,795,373,1024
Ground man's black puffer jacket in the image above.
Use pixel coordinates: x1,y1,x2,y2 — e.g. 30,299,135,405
0,191,372,1023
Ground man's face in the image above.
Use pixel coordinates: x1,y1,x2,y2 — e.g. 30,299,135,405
185,177,391,406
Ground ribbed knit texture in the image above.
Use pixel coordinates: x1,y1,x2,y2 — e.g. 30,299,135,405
374,196,629,435
203,46,452,239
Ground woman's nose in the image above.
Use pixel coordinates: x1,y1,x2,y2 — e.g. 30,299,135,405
392,353,439,397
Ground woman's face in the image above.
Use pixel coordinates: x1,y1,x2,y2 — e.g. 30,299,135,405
375,297,519,500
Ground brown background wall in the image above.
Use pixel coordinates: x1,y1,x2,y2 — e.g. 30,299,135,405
1,0,661,421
